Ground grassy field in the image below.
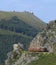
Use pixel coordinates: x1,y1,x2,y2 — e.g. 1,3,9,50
28,53,56,65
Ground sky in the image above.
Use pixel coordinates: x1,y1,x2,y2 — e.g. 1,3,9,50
0,0,56,23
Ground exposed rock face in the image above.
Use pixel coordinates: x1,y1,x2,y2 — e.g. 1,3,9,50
28,20,56,52
5,43,23,65
5,43,39,65
13,43,24,51
28,34,45,52
5,44,38,65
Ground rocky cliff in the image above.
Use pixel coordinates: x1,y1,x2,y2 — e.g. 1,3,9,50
28,20,56,52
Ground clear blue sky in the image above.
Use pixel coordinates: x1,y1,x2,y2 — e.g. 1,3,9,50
0,0,56,23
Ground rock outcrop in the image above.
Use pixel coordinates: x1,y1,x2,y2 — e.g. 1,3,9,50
5,43,23,65
28,20,56,52
5,43,38,65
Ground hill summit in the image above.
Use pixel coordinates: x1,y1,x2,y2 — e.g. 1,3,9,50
0,11,46,30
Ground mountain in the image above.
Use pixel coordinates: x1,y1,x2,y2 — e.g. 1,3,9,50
0,11,46,30
0,11,46,37
0,11,46,65
5,20,56,65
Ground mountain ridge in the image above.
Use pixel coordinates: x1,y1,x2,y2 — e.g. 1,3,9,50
0,11,46,30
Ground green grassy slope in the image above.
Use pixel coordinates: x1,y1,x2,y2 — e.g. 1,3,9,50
28,53,56,65
0,11,46,30
0,16,39,37
0,29,32,38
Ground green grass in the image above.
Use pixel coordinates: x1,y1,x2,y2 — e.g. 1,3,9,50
28,53,56,65
0,29,32,38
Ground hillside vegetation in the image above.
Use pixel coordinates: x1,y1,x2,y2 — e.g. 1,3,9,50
0,16,39,37
0,29,33,64
0,11,46,30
